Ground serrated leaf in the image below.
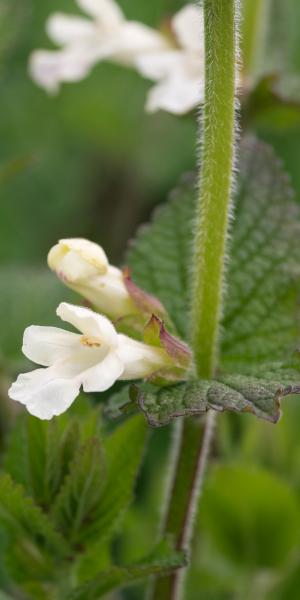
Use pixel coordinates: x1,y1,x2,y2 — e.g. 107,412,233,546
73,542,111,586
133,362,300,426
221,138,300,369
26,417,64,508
127,138,300,424
3,414,28,488
3,408,93,513
127,174,195,339
67,542,185,600
0,474,68,578
81,415,147,544
128,138,300,356
52,437,105,545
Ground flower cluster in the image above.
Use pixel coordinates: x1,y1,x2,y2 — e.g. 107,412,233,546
9,239,191,419
29,0,204,115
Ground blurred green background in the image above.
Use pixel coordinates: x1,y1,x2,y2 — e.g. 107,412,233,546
2,0,300,598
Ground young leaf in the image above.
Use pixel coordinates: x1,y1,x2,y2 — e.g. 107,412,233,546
72,542,111,586
3,414,28,488
0,474,68,578
67,542,185,600
52,437,105,545
81,415,147,544
26,417,64,508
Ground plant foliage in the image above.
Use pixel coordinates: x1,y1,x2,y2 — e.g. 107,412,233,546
127,138,300,425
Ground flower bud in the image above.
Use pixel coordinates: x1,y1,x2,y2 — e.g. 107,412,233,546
48,238,137,320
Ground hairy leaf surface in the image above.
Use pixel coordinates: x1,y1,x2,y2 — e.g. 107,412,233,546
0,474,68,572
133,361,300,426
81,415,147,543
127,138,300,425
52,437,105,544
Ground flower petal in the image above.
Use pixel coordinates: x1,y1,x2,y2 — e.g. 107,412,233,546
8,367,81,420
172,4,204,52
136,51,184,81
46,13,96,46
22,326,80,367
145,73,203,115
57,303,118,346
117,335,168,379
48,238,108,283
113,22,169,65
77,0,124,25
82,351,124,392
29,49,94,93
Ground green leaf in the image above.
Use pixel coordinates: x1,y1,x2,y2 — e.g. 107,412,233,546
81,415,147,544
221,137,300,370
133,361,300,426
52,437,105,545
3,414,28,488
126,174,195,339
67,542,185,600
26,417,65,508
3,406,94,513
72,542,111,586
128,137,300,424
128,138,300,355
0,474,68,577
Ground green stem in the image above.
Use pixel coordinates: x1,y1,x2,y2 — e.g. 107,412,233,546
191,0,237,380
150,414,215,600
242,0,270,80
151,2,239,598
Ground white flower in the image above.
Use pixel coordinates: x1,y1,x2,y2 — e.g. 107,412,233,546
48,238,137,320
136,5,205,115
8,302,170,420
29,0,168,94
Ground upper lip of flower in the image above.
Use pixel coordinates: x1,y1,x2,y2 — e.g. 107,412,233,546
47,238,138,320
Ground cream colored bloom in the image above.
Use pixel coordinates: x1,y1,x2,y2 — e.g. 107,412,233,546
8,302,170,420
136,5,205,115
29,0,168,93
48,238,137,320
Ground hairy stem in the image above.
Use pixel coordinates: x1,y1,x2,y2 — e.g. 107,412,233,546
191,0,238,379
150,414,215,600
151,1,239,598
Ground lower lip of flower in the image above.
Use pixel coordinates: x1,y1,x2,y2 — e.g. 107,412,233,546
80,335,102,348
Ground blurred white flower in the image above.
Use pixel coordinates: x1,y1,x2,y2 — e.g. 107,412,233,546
48,238,138,320
8,302,170,420
136,4,205,115
29,0,168,94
